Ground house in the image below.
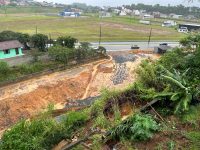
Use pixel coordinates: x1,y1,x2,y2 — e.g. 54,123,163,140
172,15,182,19
113,9,120,14
0,40,23,59
59,8,81,17
152,12,160,18
133,10,141,16
119,11,127,16
0,0,10,5
99,11,112,18
160,13,168,18
162,20,177,27
178,23,200,32
169,13,182,19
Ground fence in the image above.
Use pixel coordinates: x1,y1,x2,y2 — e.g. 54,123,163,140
0,55,107,88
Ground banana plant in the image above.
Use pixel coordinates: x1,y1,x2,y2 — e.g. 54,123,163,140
155,67,199,114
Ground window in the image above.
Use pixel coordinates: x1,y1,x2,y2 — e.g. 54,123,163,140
15,48,19,55
3,49,10,54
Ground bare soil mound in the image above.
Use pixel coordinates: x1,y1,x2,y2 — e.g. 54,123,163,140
0,71,91,130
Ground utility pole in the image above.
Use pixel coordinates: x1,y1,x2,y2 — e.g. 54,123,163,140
148,28,152,47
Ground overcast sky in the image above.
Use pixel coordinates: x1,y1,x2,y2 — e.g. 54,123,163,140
37,0,200,7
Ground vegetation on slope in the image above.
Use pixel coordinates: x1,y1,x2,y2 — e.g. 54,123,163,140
0,33,200,149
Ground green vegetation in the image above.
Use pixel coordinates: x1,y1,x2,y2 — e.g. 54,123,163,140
109,113,159,141
0,109,89,150
0,14,184,41
1,30,200,150
30,34,48,51
0,32,106,83
0,6,62,14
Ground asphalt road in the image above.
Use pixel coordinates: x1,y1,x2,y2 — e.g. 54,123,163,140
91,41,180,51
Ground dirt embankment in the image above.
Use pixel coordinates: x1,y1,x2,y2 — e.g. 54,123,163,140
0,71,91,130
0,58,110,130
0,53,159,131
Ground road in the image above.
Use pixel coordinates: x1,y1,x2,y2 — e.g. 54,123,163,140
91,41,180,51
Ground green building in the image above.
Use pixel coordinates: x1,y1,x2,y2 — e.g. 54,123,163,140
0,40,23,59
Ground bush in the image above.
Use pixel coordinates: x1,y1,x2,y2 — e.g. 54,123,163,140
18,63,44,74
31,34,48,51
136,60,164,90
0,61,10,75
109,113,159,141
62,111,89,129
0,110,89,150
0,118,66,150
57,36,77,48
158,48,186,71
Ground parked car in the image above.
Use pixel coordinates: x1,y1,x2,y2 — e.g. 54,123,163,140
131,45,140,49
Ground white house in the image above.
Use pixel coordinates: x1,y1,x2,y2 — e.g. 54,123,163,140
113,9,120,14
172,15,183,19
162,20,177,27
119,11,127,16
99,11,112,18
133,10,141,16
160,13,168,18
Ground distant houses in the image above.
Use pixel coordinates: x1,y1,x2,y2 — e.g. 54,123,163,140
0,40,23,59
59,8,82,17
99,11,112,18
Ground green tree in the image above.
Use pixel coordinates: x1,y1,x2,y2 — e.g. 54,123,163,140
48,45,75,66
31,34,48,51
57,36,77,48
0,31,30,49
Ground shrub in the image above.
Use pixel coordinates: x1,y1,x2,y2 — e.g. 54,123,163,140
136,60,164,90
0,110,89,150
18,63,44,74
109,113,159,141
31,34,48,51
0,61,10,75
62,111,89,128
0,118,66,150
57,36,77,48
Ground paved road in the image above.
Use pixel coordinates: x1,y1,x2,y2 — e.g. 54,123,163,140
91,41,180,51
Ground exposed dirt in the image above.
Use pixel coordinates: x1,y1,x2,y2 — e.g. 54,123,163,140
0,52,158,132
0,71,91,130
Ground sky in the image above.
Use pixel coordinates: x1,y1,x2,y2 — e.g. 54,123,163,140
37,0,200,7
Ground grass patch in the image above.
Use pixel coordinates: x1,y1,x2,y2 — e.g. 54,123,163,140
0,14,184,41
185,131,200,149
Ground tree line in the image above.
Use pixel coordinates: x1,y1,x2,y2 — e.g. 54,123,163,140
0,30,107,66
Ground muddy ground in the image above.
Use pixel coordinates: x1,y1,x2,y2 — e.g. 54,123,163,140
0,51,158,131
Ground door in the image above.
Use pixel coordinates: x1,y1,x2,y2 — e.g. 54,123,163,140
15,48,19,55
